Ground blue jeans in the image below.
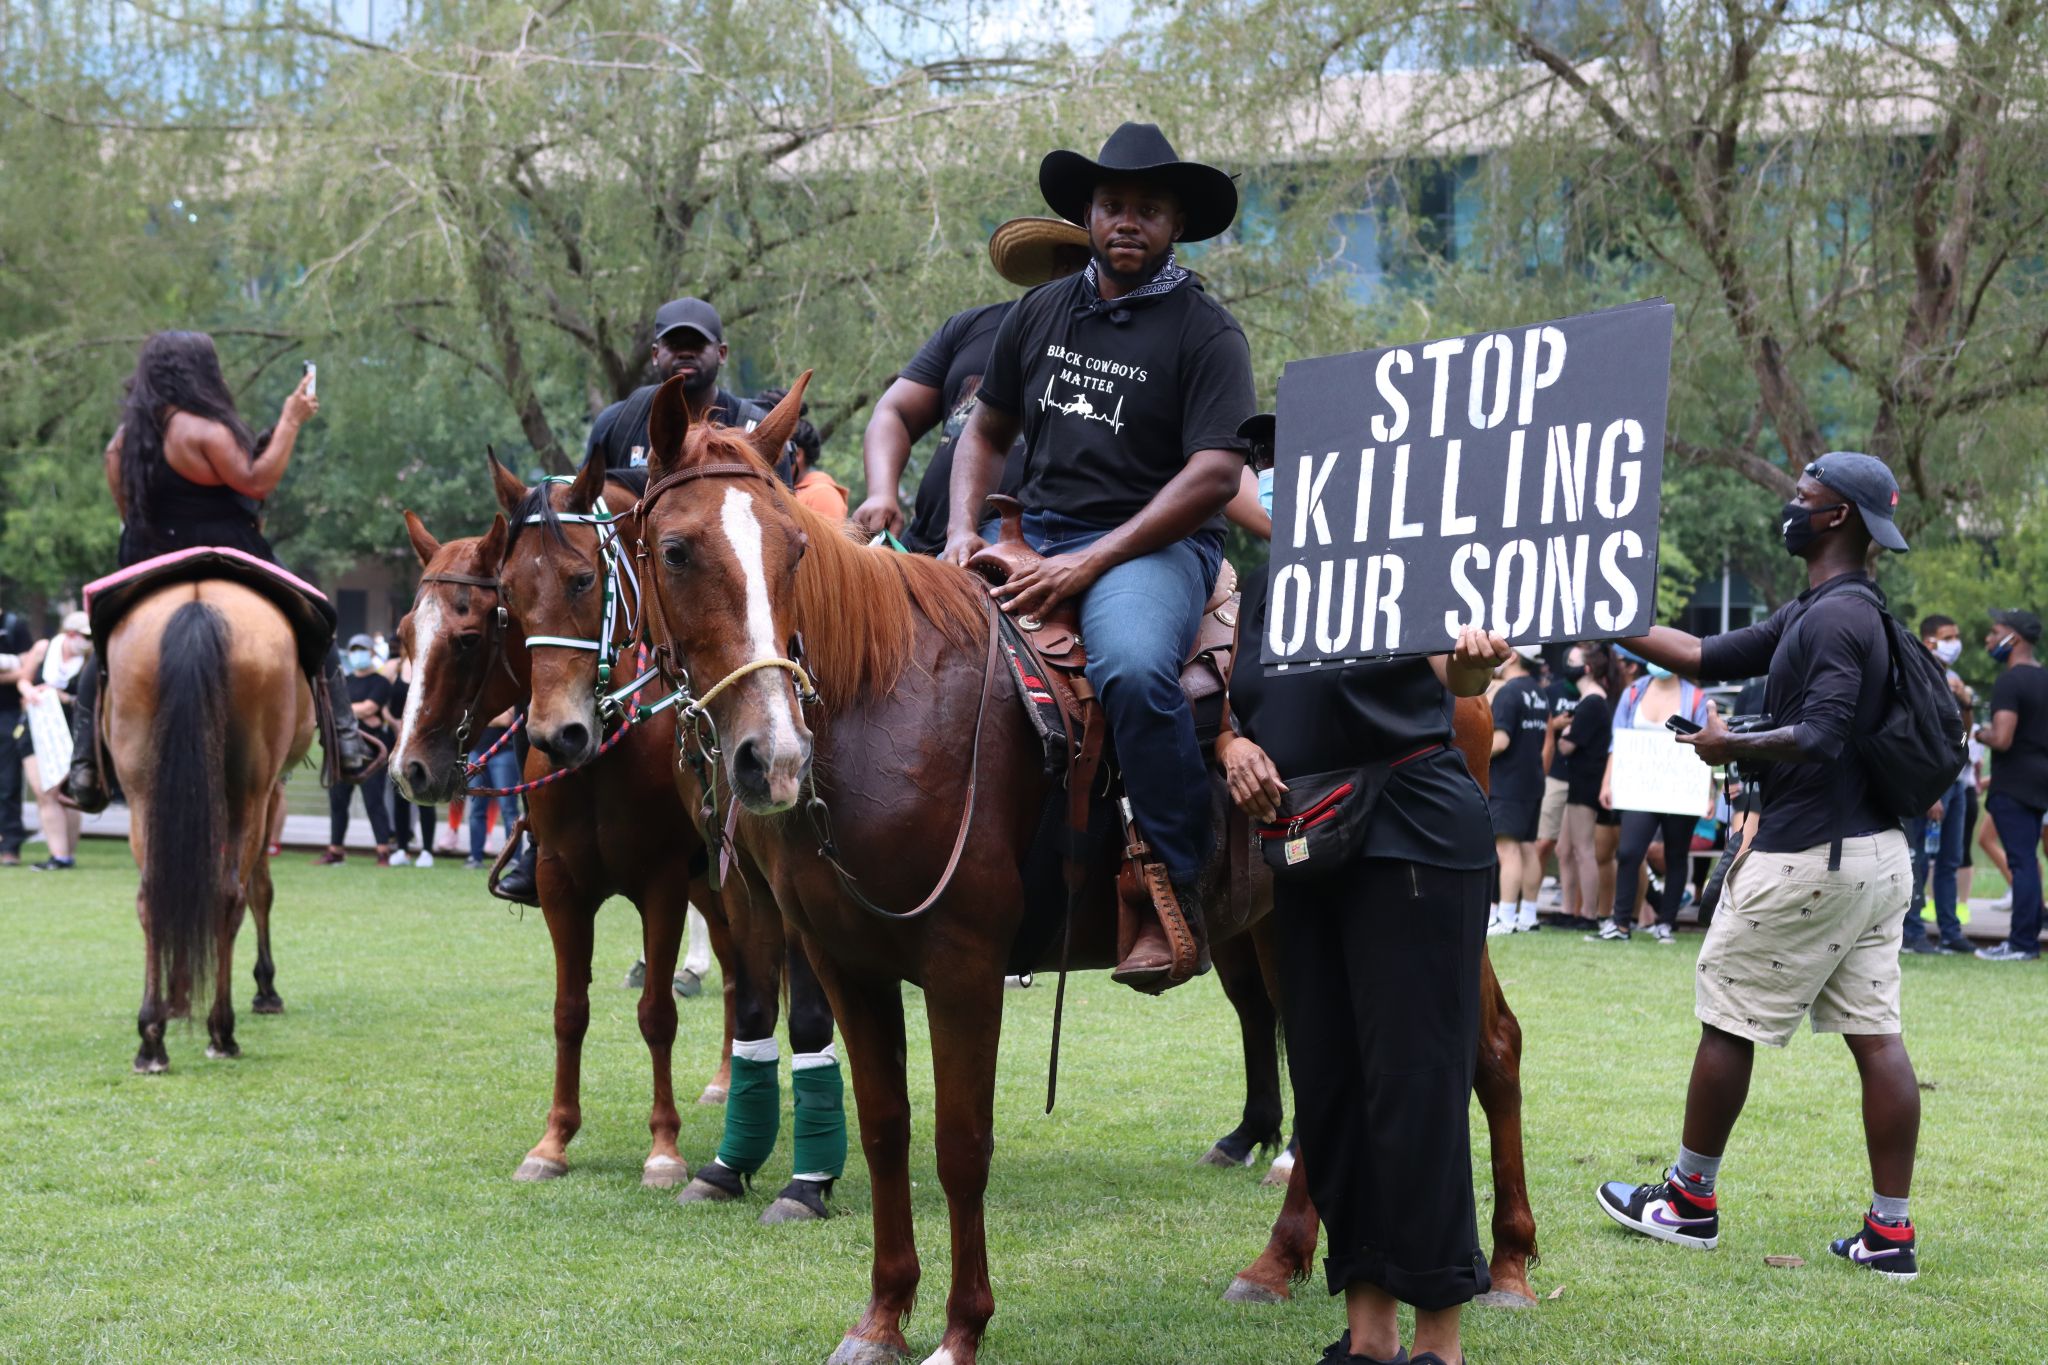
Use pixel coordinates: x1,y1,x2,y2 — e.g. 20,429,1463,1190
1022,510,1223,884
1905,775,1969,945
468,731,523,862
1986,792,2045,953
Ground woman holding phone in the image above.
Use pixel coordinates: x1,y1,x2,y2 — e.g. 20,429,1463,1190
1594,652,1719,942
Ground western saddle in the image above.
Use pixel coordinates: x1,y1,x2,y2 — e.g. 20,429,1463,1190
967,495,1239,991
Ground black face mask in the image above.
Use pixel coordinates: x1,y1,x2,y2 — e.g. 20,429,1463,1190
1781,500,1848,556
1562,662,1586,682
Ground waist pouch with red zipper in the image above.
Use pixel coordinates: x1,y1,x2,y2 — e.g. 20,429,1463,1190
1257,745,1444,880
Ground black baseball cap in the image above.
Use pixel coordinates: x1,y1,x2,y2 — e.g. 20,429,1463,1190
1237,412,1275,466
652,297,723,345
1991,608,2042,644
1805,451,1908,552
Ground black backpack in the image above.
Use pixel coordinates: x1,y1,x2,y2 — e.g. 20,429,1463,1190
1812,578,1968,824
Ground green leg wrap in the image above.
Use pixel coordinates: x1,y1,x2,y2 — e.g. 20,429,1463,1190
717,1052,780,1177
791,1057,847,1181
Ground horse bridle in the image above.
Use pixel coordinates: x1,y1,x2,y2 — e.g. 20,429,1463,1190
633,459,999,919
415,569,518,755
520,477,653,728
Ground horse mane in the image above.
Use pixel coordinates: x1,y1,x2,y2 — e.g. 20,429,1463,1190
505,481,571,555
685,424,989,707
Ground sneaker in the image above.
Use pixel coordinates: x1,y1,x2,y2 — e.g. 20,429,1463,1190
1830,1213,1918,1280
1586,921,1631,943
1005,973,1034,989
1319,1331,1408,1364
314,849,346,866
29,857,75,871
415,850,435,869
1901,935,1940,955
1486,907,1518,937
1984,892,2013,912
1515,901,1540,932
1595,1174,1719,1250
622,959,647,990
1647,923,1677,944
388,849,411,868
1938,937,1972,955
1975,942,2040,962
464,856,485,870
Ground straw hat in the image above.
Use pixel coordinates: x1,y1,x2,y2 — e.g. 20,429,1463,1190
987,217,1092,288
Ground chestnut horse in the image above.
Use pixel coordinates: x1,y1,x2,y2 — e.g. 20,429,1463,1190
393,489,839,1220
107,581,313,1072
628,374,1534,1365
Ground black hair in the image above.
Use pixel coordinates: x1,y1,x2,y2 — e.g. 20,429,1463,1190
1919,613,1955,638
119,331,256,523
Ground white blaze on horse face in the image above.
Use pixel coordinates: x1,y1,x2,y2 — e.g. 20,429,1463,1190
719,486,804,760
393,591,443,789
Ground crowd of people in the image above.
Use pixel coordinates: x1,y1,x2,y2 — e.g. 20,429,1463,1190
12,115,2048,1365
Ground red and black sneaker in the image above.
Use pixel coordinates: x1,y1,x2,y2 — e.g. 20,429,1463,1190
1596,1172,1719,1250
1830,1213,1918,1281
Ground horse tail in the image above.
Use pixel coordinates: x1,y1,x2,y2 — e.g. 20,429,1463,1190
142,599,232,1004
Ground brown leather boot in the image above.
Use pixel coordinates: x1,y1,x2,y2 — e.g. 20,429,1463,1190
1112,869,1207,994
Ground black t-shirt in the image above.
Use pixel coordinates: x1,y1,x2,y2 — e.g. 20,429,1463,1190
1697,573,1892,853
587,386,764,470
978,273,1254,527
1564,691,1612,806
1491,675,1550,805
0,611,30,714
1228,575,1494,871
1543,679,1579,779
899,303,1030,554
1988,664,2048,810
346,671,397,743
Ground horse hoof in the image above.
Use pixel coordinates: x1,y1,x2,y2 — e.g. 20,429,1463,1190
1199,1143,1250,1168
133,1058,169,1075
513,1156,568,1182
1261,1151,1296,1188
759,1196,826,1225
697,1084,728,1105
675,1176,739,1205
251,996,285,1015
1474,1287,1539,1310
918,1349,969,1365
826,1338,908,1365
1223,1275,1289,1304
642,1156,690,1189
204,1044,239,1060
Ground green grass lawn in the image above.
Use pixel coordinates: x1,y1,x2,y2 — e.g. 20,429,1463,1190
2,851,2043,1364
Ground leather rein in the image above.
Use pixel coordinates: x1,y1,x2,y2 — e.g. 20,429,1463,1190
633,459,1001,919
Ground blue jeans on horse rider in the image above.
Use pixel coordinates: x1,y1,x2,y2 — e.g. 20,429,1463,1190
1021,509,1224,886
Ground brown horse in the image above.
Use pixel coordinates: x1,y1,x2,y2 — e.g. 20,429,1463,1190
394,481,840,1219
628,374,1534,1365
107,581,313,1072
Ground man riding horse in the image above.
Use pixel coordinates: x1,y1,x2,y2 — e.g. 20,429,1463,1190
944,122,1255,992
62,331,375,811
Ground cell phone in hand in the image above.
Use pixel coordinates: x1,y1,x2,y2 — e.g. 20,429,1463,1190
302,360,317,397
1666,713,1703,736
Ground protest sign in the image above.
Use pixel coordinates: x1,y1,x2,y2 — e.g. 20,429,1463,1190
26,688,72,792
1609,727,1714,817
1262,299,1675,668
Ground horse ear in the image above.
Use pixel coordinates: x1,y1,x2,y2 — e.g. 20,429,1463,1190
487,447,527,518
565,453,607,514
749,370,813,468
404,509,440,567
647,374,695,475
477,513,509,569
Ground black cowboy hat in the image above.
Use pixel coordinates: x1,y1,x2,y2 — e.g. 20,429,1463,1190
1039,122,1239,243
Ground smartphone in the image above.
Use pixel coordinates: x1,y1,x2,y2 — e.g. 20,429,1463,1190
302,360,317,398
1666,713,1703,736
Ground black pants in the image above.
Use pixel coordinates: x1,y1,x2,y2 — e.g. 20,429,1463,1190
329,765,392,848
391,797,437,851
0,712,24,855
1612,809,1697,930
1275,858,1492,1311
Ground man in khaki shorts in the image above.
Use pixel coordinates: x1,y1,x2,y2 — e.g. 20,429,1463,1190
1592,452,1924,1282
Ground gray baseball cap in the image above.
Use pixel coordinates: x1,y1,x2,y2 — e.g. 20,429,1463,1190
1806,451,1908,552
652,297,723,345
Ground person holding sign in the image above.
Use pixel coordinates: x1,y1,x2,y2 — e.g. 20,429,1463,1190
945,122,1255,992
1220,416,1506,1365
1593,658,1718,943
1596,453,1924,1282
